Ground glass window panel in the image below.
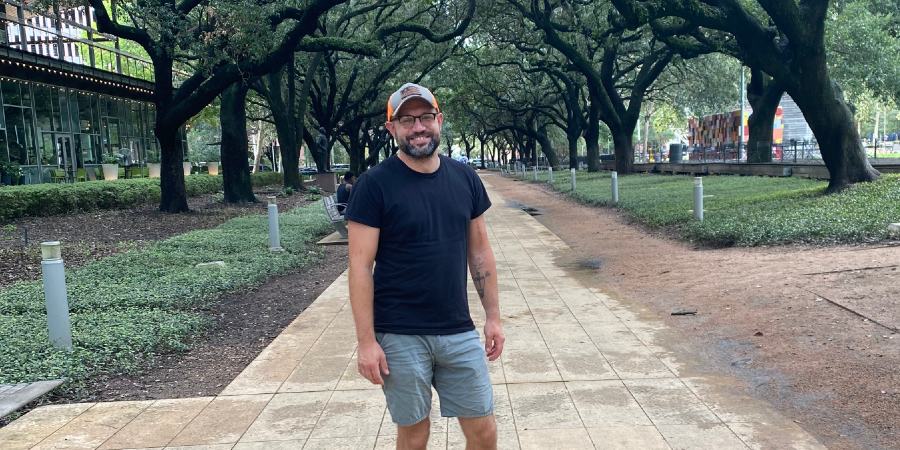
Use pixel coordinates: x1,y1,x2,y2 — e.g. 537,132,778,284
41,133,54,165
68,91,79,134
22,107,36,165
57,87,70,131
4,107,26,164
33,85,53,135
147,103,156,133
21,82,31,103
0,130,9,163
78,93,90,133
91,134,101,162
2,81,21,106
108,120,120,152
98,94,107,117
79,133,94,164
50,87,61,131
91,94,100,130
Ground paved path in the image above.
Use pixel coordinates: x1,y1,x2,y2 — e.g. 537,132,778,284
0,177,825,449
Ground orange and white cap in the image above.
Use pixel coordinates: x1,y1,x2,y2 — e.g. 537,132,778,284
386,83,440,121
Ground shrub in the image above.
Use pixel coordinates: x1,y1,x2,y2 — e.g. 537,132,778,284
0,202,331,389
0,172,284,222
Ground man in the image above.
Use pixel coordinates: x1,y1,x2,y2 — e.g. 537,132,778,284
336,171,355,214
345,83,504,450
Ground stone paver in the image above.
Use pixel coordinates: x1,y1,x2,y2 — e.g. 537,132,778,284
0,175,825,449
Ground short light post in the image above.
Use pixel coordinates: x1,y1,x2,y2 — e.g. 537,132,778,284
570,168,576,191
267,196,284,252
694,177,704,221
548,167,554,183
41,241,72,351
611,171,619,204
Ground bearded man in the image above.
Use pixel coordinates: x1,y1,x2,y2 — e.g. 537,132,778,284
344,82,505,450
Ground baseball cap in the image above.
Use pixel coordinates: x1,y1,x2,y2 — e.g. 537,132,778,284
386,83,440,121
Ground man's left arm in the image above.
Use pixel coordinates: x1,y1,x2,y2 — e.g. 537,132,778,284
468,215,505,361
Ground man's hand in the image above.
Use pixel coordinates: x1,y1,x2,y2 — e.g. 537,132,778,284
484,318,505,361
357,340,390,385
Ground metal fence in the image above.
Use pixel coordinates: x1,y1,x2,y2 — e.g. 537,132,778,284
1,1,154,81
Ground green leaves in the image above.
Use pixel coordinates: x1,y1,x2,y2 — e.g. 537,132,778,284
534,171,900,246
0,173,283,222
0,202,331,390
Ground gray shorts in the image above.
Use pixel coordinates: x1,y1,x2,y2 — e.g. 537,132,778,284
375,330,494,426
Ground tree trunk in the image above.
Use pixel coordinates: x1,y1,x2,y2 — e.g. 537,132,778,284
156,121,190,213
263,65,303,189
567,137,578,170
479,140,486,169
790,79,880,192
583,102,601,171
611,128,634,173
220,83,257,203
746,69,784,163
536,129,560,168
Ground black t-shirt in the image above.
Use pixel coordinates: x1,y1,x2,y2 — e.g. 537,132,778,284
344,155,492,335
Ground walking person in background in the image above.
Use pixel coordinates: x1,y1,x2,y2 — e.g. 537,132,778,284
345,82,505,450
336,171,355,214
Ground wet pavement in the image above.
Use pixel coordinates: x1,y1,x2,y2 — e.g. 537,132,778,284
0,177,826,449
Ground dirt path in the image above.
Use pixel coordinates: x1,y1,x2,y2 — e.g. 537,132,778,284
487,172,899,450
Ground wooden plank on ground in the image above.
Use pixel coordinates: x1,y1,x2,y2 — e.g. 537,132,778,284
0,379,65,418
316,231,347,246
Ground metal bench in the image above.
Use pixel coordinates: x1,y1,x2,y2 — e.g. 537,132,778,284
0,379,65,418
322,194,348,238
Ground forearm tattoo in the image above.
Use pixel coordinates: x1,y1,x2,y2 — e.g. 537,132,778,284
472,262,491,299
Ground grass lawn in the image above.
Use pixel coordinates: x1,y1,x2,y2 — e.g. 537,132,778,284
520,169,900,246
0,201,331,392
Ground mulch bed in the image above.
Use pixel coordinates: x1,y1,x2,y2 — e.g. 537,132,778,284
1,188,349,424
80,245,348,402
0,188,311,288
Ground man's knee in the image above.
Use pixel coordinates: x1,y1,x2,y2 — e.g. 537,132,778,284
396,417,431,450
459,415,497,448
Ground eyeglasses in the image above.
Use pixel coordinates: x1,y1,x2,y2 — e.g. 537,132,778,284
392,113,437,128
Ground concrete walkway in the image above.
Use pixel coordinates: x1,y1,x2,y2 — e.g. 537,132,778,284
0,177,825,449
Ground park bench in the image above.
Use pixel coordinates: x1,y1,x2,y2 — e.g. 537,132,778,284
322,194,348,238
0,379,65,418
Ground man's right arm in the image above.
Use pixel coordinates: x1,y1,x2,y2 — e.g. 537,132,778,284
347,220,389,385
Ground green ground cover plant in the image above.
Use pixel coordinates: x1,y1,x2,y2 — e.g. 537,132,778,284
524,170,900,246
0,172,284,222
0,202,330,391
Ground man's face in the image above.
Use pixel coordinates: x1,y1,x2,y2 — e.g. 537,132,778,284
385,99,443,159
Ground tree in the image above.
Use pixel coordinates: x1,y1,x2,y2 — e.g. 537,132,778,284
507,0,676,173
219,81,256,203
306,0,475,175
611,0,881,192
83,0,355,211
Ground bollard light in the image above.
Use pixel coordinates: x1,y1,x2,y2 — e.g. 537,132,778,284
40,241,72,351
570,168,576,191
611,171,619,204
267,196,285,252
534,166,538,181
694,177,704,221
549,167,554,183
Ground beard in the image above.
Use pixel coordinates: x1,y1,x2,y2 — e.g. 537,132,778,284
398,132,440,159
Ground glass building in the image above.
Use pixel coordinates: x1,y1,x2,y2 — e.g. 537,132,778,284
0,77,167,183
1,0,185,184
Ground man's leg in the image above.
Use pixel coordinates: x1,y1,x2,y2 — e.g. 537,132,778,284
458,415,497,450
433,331,496,449
377,333,434,450
396,417,431,450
